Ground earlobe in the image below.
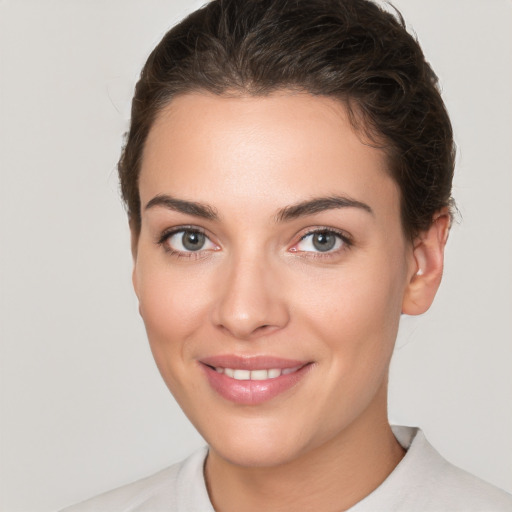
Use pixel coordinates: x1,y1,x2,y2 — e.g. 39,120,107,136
402,210,451,316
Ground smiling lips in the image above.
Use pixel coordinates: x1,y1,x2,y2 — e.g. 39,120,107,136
199,356,312,405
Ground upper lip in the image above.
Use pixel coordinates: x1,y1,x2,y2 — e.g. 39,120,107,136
199,355,309,370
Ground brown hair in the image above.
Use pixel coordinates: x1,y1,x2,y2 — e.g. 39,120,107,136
119,0,455,239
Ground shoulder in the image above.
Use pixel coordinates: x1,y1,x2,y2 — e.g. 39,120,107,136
352,426,512,512
60,447,212,512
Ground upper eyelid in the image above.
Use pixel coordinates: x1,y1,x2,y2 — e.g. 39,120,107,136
297,227,352,243
157,225,209,243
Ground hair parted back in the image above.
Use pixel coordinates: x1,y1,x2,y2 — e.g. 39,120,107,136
119,0,455,239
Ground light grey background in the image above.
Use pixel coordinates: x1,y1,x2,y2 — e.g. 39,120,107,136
0,1,511,511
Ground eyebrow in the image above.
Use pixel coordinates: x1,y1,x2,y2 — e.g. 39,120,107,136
275,195,373,222
145,194,218,220
144,193,373,223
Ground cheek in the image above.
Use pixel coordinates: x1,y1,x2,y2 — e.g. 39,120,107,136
294,256,406,419
292,250,407,376
137,259,209,331
300,261,404,333
135,268,215,413
134,260,215,383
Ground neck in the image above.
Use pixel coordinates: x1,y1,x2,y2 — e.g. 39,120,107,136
204,385,405,512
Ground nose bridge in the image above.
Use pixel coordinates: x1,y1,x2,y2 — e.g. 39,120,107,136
212,245,289,339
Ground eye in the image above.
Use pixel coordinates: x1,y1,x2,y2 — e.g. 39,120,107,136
159,228,218,254
291,229,349,254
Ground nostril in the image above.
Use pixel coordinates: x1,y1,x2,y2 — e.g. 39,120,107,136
217,322,277,340
255,324,274,334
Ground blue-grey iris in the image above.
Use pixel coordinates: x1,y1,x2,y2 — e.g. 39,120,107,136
182,231,205,251
313,232,336,252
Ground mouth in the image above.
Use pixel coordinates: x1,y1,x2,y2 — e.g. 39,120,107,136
199,356,313,405
210,365,303,380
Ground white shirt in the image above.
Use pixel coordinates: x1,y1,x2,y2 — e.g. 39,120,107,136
61,426,512,511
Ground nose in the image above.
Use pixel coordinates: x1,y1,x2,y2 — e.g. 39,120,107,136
211,253,290,340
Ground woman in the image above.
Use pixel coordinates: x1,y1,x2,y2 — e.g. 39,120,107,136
63,0,512,510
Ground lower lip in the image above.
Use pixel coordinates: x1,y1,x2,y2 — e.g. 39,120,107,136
201,363,312,405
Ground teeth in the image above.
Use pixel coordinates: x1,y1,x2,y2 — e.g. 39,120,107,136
233,369,251,380
214,366,302,380
282,365,301,375
250,369,268,381
268,368,281,379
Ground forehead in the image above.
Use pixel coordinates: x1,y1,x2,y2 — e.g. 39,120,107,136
140,92,400,223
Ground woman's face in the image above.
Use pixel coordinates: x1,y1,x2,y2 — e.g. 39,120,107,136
133,92,416,467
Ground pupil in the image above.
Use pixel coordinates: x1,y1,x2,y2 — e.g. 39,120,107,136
313,232,335,252
182,231,205,251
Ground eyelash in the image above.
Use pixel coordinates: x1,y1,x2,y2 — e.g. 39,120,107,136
156,226,352,260
157,226,214,261
292,228,352,259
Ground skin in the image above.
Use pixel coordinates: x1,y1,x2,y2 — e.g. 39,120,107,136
131,91,450,512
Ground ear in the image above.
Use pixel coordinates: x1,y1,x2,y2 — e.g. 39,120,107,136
402,209,451,316
129,218,140,299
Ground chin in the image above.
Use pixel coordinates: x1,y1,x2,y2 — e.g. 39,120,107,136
198,413,321,468
212,436,304,468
